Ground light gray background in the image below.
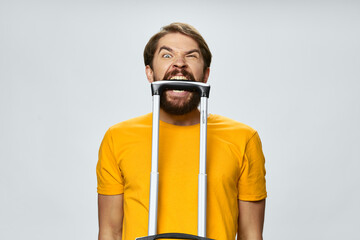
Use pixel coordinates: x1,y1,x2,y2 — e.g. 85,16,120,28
1,0,359,239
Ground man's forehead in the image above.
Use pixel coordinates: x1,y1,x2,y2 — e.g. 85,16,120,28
156,32,200,52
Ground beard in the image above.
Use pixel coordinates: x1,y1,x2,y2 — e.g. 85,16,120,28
156,69,203,115
160,90,201,115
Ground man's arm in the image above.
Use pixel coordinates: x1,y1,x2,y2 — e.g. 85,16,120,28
237,199,266,240
98,194,124,240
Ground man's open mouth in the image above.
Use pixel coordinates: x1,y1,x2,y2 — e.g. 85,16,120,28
168,76,189,92
169,76,188,80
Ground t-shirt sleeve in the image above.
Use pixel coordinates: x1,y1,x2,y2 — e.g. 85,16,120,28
238,131,267,201
96,129,124,195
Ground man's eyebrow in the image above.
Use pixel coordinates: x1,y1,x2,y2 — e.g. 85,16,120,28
185,49,201,55
158,46,200,55
158,46,173,53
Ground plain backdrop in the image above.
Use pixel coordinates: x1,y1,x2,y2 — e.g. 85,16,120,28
1,0,359,239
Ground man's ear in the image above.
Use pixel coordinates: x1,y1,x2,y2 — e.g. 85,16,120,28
203,67,210,83
145,65,154,83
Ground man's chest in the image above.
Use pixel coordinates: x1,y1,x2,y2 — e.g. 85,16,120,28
115,132,244,194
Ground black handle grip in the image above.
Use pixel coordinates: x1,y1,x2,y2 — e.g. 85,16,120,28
136,232,214,240
151,80,210,98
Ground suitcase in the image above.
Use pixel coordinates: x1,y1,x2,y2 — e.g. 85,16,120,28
136,80,213,240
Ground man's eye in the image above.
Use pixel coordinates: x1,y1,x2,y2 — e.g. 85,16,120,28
163,54,172,58
187,54,198,58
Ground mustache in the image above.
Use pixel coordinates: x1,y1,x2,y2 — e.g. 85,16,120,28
163,69,195,81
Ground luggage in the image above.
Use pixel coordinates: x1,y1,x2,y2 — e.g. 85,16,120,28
136,80,213,240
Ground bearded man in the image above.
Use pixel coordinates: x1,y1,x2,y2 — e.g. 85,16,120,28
97,23,267,240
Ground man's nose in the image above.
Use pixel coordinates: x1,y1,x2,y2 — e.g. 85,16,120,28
173,55,187,68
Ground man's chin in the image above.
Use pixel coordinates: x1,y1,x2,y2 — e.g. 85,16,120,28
160,98,200,115
160,106,198,116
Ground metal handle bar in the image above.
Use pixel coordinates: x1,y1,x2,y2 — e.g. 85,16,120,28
151,80,210,98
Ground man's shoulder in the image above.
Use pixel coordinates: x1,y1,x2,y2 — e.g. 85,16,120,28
208,114,257,137
108,113,152,132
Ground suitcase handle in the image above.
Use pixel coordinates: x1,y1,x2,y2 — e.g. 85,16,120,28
136,232,214,240
151,80,210,97
148,81,210,238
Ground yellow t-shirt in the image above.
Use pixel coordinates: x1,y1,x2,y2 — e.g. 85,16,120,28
97,113,267,240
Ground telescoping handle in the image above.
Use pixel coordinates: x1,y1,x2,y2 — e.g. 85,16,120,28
141,80,211,240
151,80,210,97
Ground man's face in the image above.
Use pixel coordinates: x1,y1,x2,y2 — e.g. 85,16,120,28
145,32,210,115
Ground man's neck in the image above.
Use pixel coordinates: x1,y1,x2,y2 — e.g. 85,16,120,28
159,108,200,126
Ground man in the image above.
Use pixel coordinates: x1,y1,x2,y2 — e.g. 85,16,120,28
97,23,267,240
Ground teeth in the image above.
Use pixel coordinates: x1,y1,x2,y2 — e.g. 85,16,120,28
170,76,188,80
173,90,184,92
